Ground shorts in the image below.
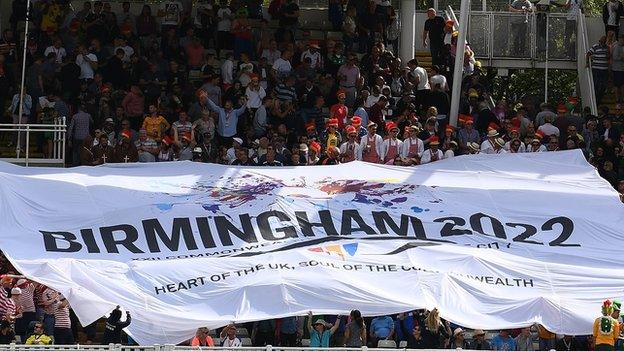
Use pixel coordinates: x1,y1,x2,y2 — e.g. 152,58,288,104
596,344,614,351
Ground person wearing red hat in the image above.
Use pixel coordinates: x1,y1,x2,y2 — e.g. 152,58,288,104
323,118,342,151
381,122,403,164
527,131,547,153
350,116,367,139
400,125,424,165
321,146,341,165
421,136,443,164
504,128,526,153
308,141,322,165
330,90,349,129
113,130,139,163
158,136,175,161
340,126,362,162
458,116,479,154
360,122,383,164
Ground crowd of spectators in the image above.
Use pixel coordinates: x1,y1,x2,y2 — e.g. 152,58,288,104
0,0,619,189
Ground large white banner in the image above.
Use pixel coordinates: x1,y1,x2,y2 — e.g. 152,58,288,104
0,150,623,345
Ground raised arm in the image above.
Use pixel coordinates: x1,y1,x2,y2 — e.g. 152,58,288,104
330,316,341,335
206,97,222,113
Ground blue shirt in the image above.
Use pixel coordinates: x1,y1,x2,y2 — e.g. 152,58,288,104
354,107,369,126
310,329,332,347
491,335,517,351
207,98,247,138
370,316,394,338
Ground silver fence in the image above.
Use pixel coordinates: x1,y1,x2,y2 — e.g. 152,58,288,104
468,11,577,61
0,117,67,166
2,346,482,351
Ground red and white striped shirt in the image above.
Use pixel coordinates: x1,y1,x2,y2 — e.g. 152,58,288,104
17,283,35,313
40,287,59,315
54,299,71,329
0,288,16,319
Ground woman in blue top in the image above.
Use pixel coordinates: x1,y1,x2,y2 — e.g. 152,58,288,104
307,311,341,348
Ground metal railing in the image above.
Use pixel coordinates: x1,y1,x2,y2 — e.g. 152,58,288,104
577,9,598,115
2,346,459,351
468,11,577,62
0,116,66,166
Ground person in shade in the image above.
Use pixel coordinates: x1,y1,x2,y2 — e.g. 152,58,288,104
308,311,341,347
102,306,132,344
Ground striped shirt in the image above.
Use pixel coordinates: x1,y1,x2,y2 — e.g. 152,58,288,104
41,287,59,315
172,120,193,136
18,283,35,313
589,44,610,70
273,84,297,102
0,289,16,319
54,299,71,328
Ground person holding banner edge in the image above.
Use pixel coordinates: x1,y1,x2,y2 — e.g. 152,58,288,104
307,311,341,348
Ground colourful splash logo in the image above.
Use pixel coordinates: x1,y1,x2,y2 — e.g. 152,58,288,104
307,243,358,260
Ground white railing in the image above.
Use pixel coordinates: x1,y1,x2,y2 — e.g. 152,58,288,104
0,117,66,166
3,346,461,351
576,8,598,115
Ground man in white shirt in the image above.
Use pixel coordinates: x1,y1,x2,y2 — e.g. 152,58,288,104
480,129,499,154
220,324,242,348
537,115,560,138
272,50,293,80
117,1,136,29
221,53,234,85
400,126,424,165
245,75,266,109
76,45,98,80
408,58,431,110
113,38,134,63
217,3,232,54
301,43,323,71
420,136,443,163
161,1,184,29
261,40,281,65
339,126,362,162
44,39,66,64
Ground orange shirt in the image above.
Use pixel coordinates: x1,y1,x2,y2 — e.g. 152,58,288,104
594,316,620,346
191,335,215,347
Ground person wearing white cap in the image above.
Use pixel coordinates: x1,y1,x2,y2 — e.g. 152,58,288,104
226,137,244,164
494,138,507,154
480,129,499,154
450,327,469,348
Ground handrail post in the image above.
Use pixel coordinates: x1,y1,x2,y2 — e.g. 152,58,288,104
25,124,29,166
62,116,67,165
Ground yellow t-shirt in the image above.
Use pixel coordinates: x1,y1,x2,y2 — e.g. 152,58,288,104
593,316,620,346
326,133,338,150
142,115,170,140
26,334,52,345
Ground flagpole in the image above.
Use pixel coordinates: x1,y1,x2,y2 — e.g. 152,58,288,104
16,0,31,159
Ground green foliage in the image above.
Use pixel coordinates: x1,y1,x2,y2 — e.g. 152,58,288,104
488,68,578,105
